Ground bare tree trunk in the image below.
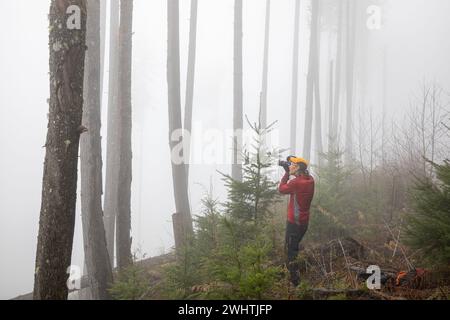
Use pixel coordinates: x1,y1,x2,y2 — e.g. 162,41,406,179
103,0,121,268
184,0,198,182
99,0,107,103
314,2,323,160
328,60,334,150
430,83,437,176
354,0,369,122
260,0,271,129
303,0,320,161
116,0,134,270
80,0,113,300
357,104,368,190
314,78,324,160
344,0,356,164
381,46,387,164
369,108,374,186
168,0,193,248
420,85,430,176
332,0,344,146
34,0,87,300
172,212,185,254
290,0,300,154
232,0,243,182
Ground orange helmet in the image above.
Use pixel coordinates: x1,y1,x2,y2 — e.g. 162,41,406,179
287,156,309,167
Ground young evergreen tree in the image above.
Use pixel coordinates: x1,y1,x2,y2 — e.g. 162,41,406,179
308,148,351,242
221,119,280,225
195,194,221,255
213,120,283,298
164,120,285,300
405,160,450,268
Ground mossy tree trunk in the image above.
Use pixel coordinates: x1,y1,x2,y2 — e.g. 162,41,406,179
34,0,87,300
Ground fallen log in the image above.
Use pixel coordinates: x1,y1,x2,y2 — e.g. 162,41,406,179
369,290,407,300
312,287,409,300
312,288,368,300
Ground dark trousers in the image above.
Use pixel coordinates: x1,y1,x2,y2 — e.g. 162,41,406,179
285,221,308,286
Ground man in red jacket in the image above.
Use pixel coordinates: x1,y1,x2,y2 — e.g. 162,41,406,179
279,156,315,286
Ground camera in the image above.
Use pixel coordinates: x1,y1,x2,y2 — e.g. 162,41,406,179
278,160,291,168
279,156,297,169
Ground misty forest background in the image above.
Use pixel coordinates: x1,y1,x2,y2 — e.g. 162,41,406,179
0,0,449,300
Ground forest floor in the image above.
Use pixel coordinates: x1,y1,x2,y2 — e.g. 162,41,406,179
12,237,449,300
293,236,450,300
128,234,450,300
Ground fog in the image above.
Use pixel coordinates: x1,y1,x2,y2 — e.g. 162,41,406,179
1,0,450,299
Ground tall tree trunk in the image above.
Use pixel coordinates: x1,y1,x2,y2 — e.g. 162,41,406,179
34,0,87,300
260,0,271,129
168,0,193,248
313,81,323,162
302,0,320,161
314,2,323,161
184,0,198,182
290,0,300,154
355,0,369,120
328,60,334,150
80,0,113,300
116,0,134,270
332,0,344,146
381,46,387,164
99,0,107,103
232,0,243,182
344,0,356,164
103,0,121,268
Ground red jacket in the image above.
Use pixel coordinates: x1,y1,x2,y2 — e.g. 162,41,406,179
279,173,315,225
